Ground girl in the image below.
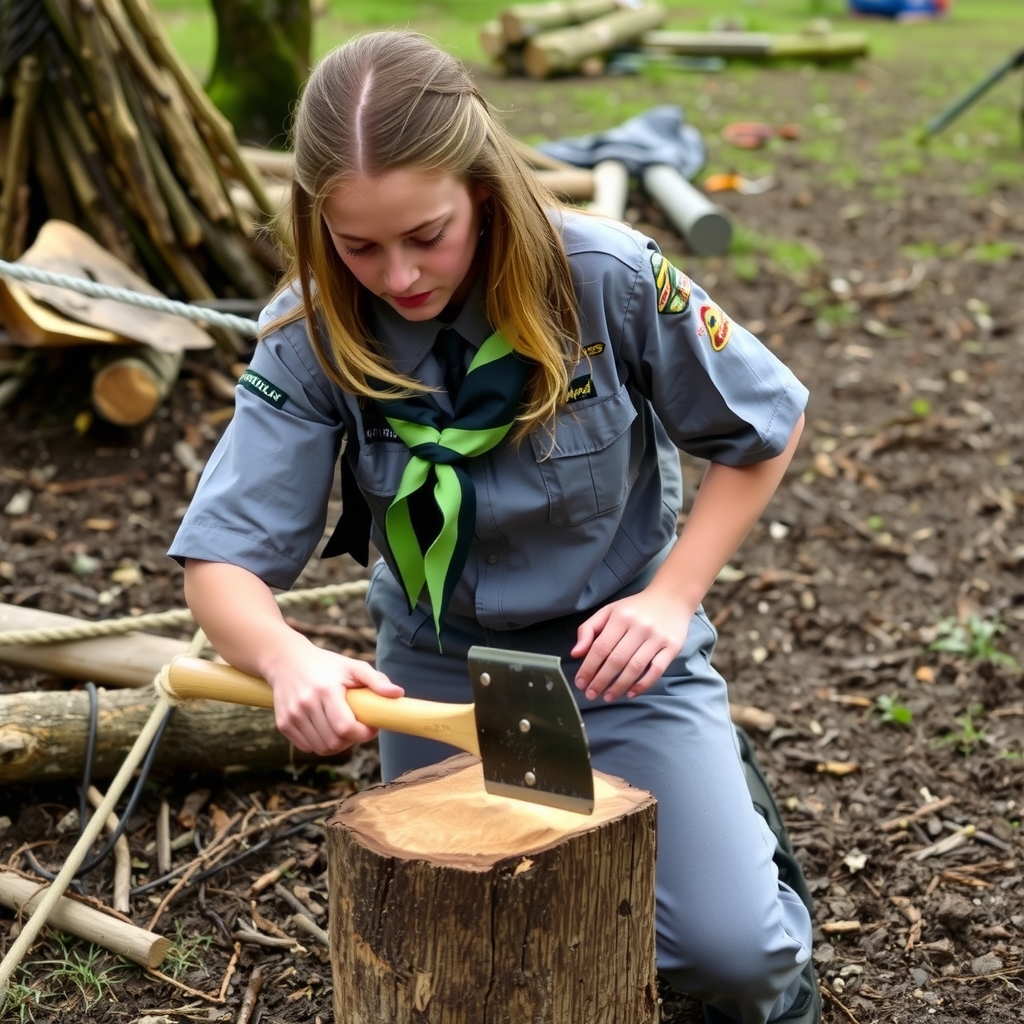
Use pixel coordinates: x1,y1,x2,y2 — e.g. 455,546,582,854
170,31,818,1024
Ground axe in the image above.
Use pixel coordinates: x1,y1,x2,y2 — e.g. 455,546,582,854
162,646,594,814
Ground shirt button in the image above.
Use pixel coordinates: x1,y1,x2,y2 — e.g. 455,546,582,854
486,554,498,564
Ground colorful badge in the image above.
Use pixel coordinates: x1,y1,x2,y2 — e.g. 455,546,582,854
700,304,732,351
650,252,692,315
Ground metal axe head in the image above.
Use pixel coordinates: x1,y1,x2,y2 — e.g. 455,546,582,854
467,646,594,815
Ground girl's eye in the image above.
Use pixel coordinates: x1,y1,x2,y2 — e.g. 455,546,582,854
415,230,446,249
341,244,373,258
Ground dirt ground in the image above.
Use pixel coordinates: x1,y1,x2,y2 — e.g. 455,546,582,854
2,25,1024,1024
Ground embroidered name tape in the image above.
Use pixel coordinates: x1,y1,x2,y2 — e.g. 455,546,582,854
566,374,596,404
239,370,288,408
583,342,605,357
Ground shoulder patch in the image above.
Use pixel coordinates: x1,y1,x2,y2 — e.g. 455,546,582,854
699,304,732,351
239,369,289,408
650,252,692,315
566,374,597,404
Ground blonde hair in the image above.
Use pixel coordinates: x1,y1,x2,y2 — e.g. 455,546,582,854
267,30,580,435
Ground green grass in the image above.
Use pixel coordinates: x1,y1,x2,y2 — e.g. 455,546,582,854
6,938,131,1021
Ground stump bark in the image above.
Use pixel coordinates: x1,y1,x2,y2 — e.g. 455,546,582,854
327,753,658,1024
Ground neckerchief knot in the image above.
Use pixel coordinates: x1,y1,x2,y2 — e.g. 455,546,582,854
373,330,530,644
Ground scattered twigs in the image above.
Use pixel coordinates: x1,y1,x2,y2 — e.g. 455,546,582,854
289,912,329,948
909,824,975,861
236,965,264,1024
232,929,299,950
821,985,862,1024
86,784,131,914
856,261,927,301
156,800,171,875
879,795,955,832
144,939,240,1004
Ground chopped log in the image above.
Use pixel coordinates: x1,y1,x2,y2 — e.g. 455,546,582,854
327,753,658,1024
91,345,184,425
0,870,170,969
588,158,630,219
510,137,576,172
534,166,595,201
522,2,666,79
640,29,868,61
501,0,623,45
0,683,334,783
479,19,508,59
641,163,732,256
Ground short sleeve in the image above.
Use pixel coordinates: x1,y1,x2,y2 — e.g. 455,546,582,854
620,243,807,464
167,305,347,589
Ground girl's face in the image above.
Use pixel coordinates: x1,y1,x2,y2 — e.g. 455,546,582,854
322,168,486,321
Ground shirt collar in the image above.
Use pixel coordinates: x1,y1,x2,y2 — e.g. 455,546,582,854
367,274,492,376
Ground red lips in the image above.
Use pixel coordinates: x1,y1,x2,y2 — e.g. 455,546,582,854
392,291,432,309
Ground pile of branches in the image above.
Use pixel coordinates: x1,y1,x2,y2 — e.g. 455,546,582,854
0,0,282,308
479,0,868,79
480,0,667,79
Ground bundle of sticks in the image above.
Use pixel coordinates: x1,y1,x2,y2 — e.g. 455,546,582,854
0,0,281,313
480,0,667,79
480,0,869,78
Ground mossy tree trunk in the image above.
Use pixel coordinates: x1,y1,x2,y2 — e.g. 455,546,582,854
206,0,311,148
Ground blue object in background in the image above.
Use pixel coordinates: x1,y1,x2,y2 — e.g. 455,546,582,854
849,0,949,17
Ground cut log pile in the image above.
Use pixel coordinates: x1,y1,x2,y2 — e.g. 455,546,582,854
481,0,868,78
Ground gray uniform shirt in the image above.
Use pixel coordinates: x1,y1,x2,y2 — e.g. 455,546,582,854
169,212,808,630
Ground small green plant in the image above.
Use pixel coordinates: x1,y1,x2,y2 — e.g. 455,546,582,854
875,693,912,727
933,702,990,756
3,974,47,1024
910,397,932,418
968,241,1018,263
161,920,216,980
928,616,1019,668
33,939,127,1011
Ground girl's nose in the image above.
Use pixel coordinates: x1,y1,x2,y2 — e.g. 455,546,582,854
383,250,420,293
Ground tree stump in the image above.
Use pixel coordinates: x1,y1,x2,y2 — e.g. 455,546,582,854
326,753,658,1024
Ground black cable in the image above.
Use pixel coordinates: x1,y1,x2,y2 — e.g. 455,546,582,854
23,700,175,884
73,704,175,876
77,682,99,836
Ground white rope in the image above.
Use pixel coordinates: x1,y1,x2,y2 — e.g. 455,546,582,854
0,259,261,337
0,581,370,647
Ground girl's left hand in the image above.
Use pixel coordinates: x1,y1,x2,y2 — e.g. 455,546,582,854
571,588,693,702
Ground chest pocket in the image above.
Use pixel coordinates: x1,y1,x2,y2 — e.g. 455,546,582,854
530,383,637,528
352,399,407,528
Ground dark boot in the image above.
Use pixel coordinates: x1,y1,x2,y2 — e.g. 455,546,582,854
661,730,822,1024
733,726,814,916
717,726,820,1024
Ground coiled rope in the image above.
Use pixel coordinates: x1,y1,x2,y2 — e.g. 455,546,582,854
0,259,261,337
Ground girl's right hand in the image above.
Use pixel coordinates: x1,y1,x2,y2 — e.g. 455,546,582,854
262,640,404,756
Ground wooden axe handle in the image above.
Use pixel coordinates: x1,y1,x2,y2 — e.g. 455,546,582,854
165,657,480,756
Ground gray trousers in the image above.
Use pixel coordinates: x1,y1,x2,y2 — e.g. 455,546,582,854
366,561,811,1024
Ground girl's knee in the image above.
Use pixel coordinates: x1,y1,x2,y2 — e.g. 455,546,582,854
659,926,808,1019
